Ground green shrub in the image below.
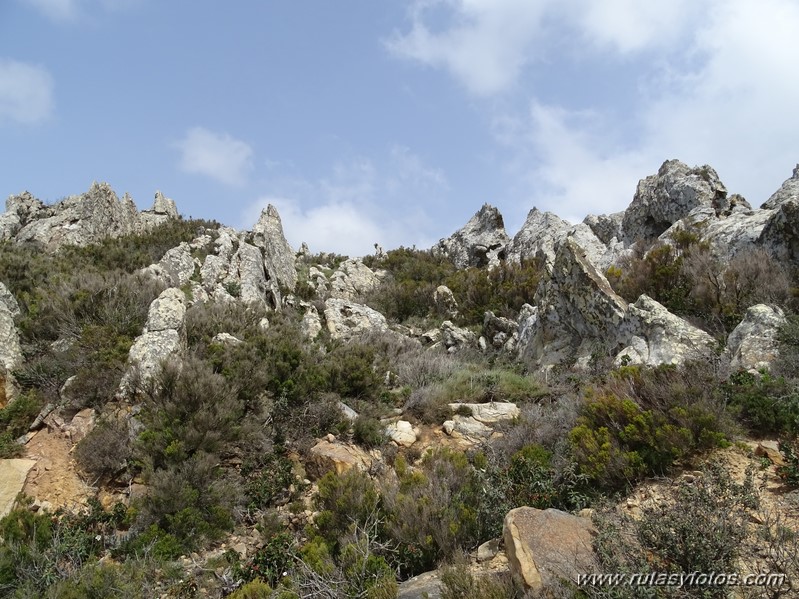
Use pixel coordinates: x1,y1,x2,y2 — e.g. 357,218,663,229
313,469,380,548
325,343,385,400
75,418,132,480
0,390,43,457
228,579,274,599
236,531,294,587
725,370,799,435
353,415,385,449
242,449,297,510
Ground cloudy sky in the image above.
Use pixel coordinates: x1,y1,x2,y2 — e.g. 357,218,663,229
2,1,797,255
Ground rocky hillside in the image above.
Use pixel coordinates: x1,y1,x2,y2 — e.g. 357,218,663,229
0,160,798,598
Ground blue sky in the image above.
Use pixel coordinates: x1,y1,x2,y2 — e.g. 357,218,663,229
2,0,798,256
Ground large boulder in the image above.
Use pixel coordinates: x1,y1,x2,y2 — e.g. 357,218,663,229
324,298,388,340
726,304,786,373
251,204,297,291
616,295,717,367
0,459,38,519
144,288,187,333
504,507,596,592
433,203,509,269
329,259,384,300
307,439,374,478
228,241,280,309
0,192,45,241
621,160,727,245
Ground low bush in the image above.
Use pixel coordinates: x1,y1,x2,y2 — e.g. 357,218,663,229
725,370,799,435
75,418,132,481
0,390,43,457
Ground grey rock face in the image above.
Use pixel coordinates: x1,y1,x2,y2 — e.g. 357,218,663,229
483,310,518,351
0,192,45,241
759,199,799,263
433,285,459,319
229,241,280,309
329,259,384,300
0,283,20,318
506,208,572,268
726,304,786,372
15,182,142,251
440,320,476,353
504,507,596,592
762,164,799,209
519,238,627,367
140,191,179,230
301,304,323,339
433,203,509,268
156,242,196,287
324,298,388,340
506,208,620,273
0,299,22,403
617,295,717,367
621,160,727,244
251,204,297,291
144,288,187,333
584,211,624,245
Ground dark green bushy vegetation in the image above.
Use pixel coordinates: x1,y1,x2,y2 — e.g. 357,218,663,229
363,247,543,325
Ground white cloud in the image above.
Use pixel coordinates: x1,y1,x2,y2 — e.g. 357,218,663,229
242,148,448,256
174,127,253,186
20,0,141,21
385,0,552,96
21,0,78,21
0,58,54,125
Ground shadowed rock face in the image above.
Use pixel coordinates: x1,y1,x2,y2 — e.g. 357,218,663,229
433,203,509,269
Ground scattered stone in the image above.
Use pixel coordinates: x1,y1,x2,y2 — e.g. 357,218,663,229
433,285,459,319
385,420,417,447
307,439,374,478
211,332,243,346
504,507,596,592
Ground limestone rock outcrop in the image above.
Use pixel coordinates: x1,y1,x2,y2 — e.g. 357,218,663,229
433,203,509,269
621,160,727,244
616,295,717,367
726,304,786,373
139,191,179,230
251,204,297,291
0,283,20,318
0,297,22,405
324,298,388,340
119,288,187,395
433,285,459,319
519,238,627,367
329,259,385,300
762,164,799,209
504,507,596,592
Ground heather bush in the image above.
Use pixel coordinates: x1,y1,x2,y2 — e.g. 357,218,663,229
75,418,132,481
0,390,43,457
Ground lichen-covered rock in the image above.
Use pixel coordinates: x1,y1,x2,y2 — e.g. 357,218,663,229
433,203,509,269
301,304,323,340
483,311,518,350
0,300,22,404
621,160,727,244
726,304,786,372
440,321,476,353
0,283,20,318
211,332,243,346
144,288,186,333
762,164,799,209
385,420,417,447
155,242,196,287
518,238,627,367
119,330,182,393
15,182,142,251
433,285,459,319
307,439,374,478
583,211,624,245
251,204,297,291
139,191,179,230
0,192,45,241
617,295,716,366
759,199,799,263
449,402,520,424
324,298,388,340
329,259,384,300
504,507,596,592
505,208,572,268
442,416,493,444
229,242,280,309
